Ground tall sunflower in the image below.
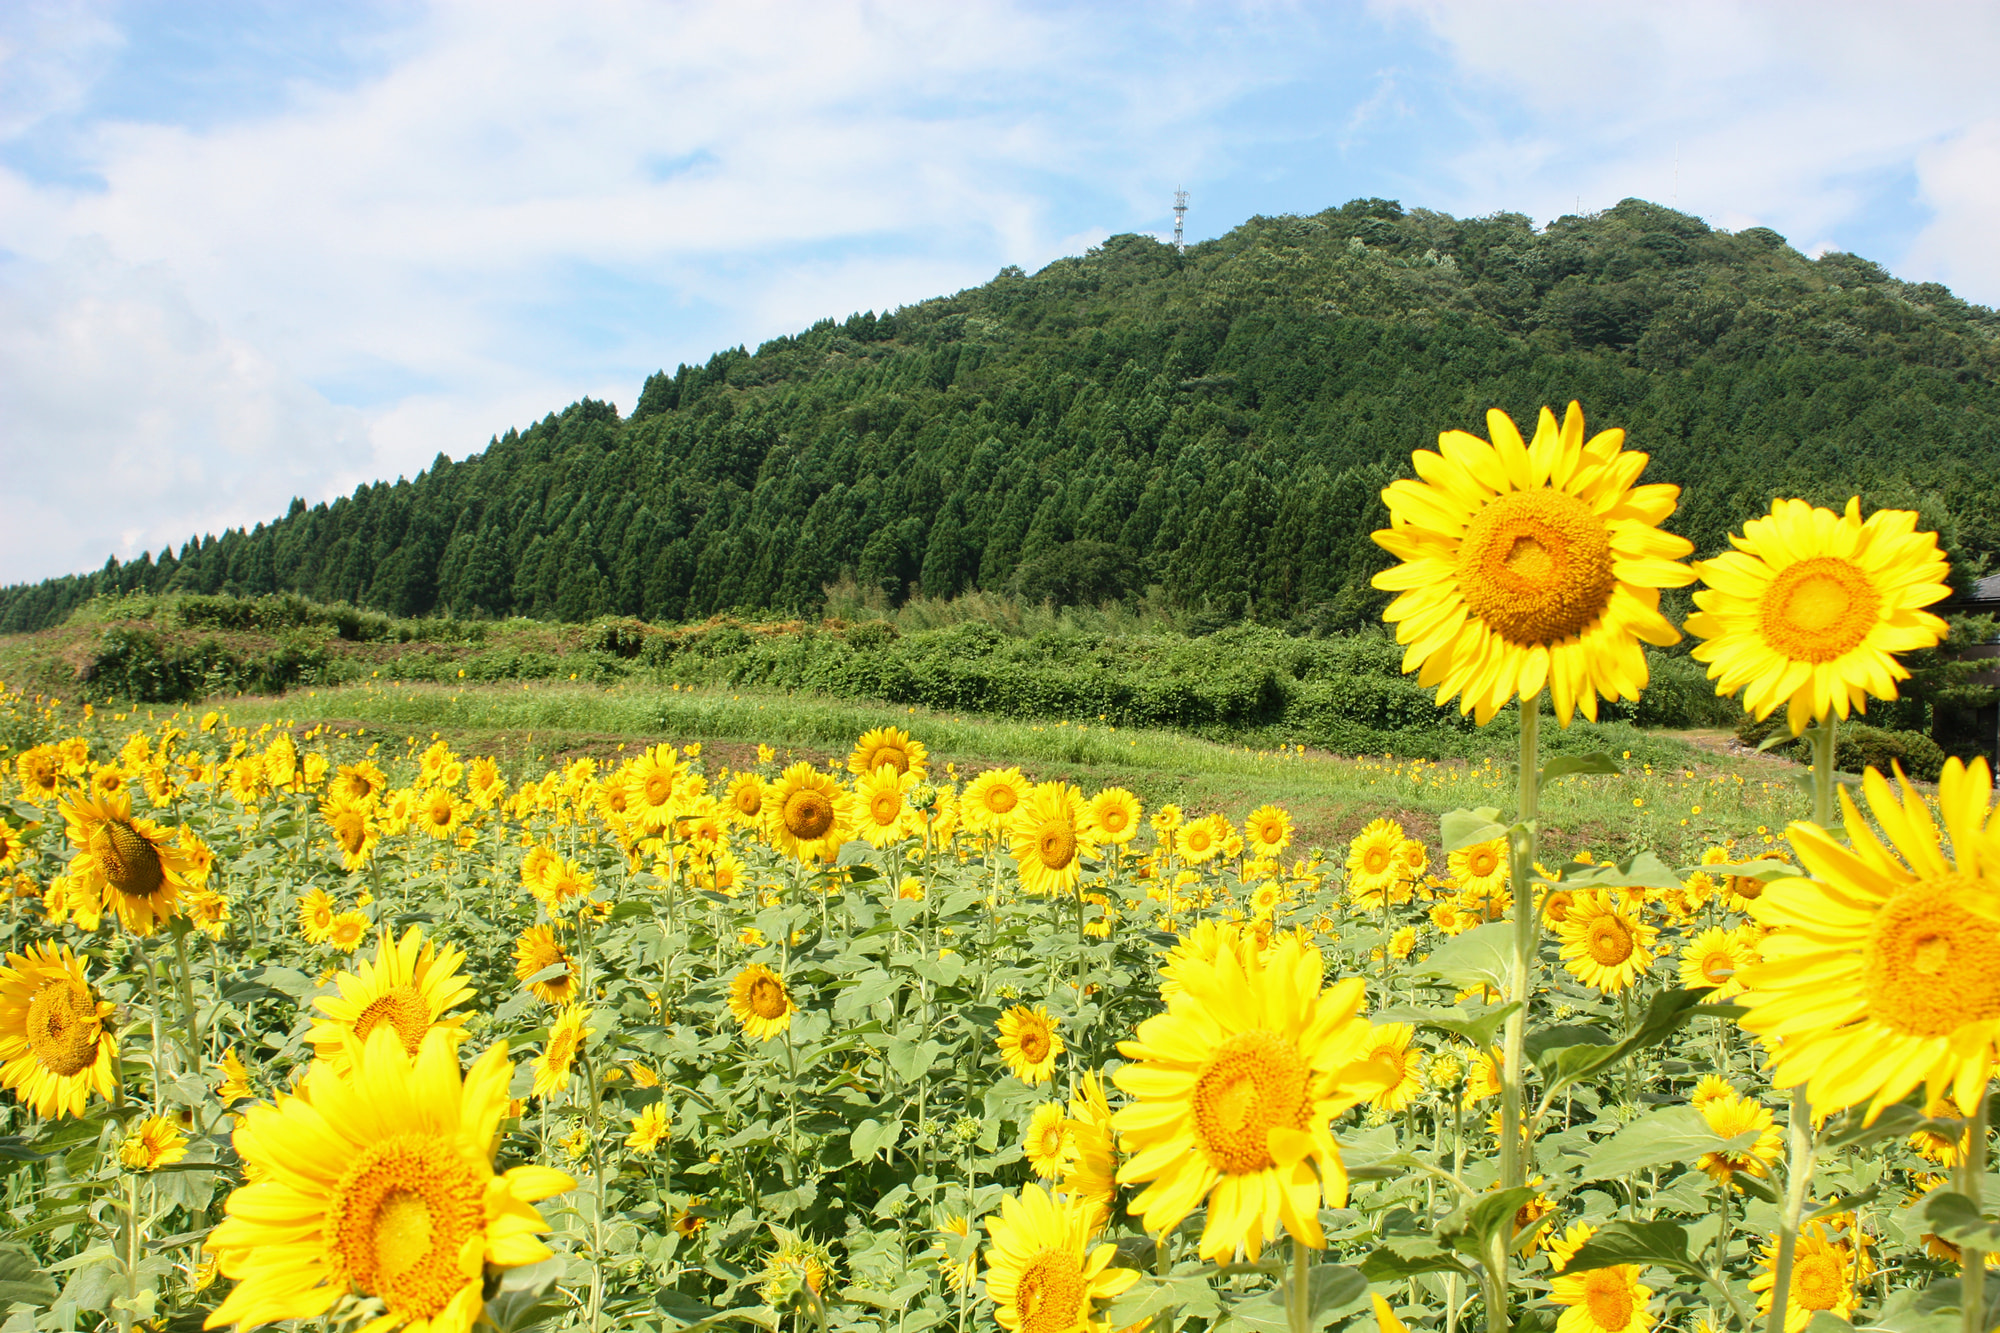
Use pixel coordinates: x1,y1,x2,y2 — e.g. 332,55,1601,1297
0,942,119,1118
1086,788,1143,847
854,766,917,849
57,790,198,935
1448,837,1509,899
1112,935,1389,1262
309,926,474,1072
1346,818,1405,906
1243,804,1292,859
1009,782,1091,899
1556,890,1659,994
512,925,579,1007
963,768,1029,837
765,763,853,862
1685,497,1951,736
1736,757,2000,1120
1549,1263,1653,1333
729,963,798,1041
983,1184,1137,1333
1372,403,1694,725
1677,927,1753,997
725,772,767,826
203,1028,574,1333
848,726,928,780
995,1004,1064,1085
1023,1102,1074,1180
1748,1223,1864,1333
318,798,378,872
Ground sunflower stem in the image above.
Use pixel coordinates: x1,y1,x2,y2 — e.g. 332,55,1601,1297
1288,1237,1313,1333
171,925,202,1067
1765,1087,1817,1333
1959,1082,1989,1333
138,939,169,1111
1500,696,1540,1195
1808,717,1838,831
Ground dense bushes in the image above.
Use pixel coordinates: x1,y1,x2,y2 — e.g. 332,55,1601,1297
1733,712,1947,781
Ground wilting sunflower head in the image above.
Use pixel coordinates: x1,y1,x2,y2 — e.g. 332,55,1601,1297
1686,497,1951,736
1372,402,1695,725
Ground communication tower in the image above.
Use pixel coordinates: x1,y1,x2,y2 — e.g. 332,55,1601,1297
1173,188,1189,254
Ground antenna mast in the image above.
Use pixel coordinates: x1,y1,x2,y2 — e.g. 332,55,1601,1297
1173,188,1189,254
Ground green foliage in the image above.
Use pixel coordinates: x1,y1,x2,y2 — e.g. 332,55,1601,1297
5,197,1999,642
1734,713,1949,781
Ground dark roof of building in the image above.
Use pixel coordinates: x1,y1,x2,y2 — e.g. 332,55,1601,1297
1977,573,2000,603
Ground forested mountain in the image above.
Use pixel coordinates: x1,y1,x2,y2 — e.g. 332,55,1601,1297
7,196,1999,634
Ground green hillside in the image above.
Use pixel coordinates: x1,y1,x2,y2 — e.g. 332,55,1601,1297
5,196,1997,632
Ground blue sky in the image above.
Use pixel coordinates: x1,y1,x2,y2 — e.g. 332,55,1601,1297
4,0,1999,585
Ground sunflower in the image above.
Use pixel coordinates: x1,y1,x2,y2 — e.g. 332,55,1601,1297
1086,788,1143,847
512,926,580,1006
416,787,467,840
760,1236,836,1309
933,1214,979,1293
1695,1091,1782,1186
120,1116,189,1171
725,772,767,826
1686,497,1952,736
1549,1263,1652,1333
1677,927,1752,997
329,911,371,954
203,1029,574,1333
1009,782,1092,899
1449,838,1509,897
1112,934,1390,1262
1176,813,1230,867
1159,920,1263,1005
1689,1074,1736,1110
310,926,475,1071
15,746,61,801
319,799,379,872
1556,890,1659,994
298,888,339,945
765,763,852,862
855,766,918,848
848,726,927,780
964,768,1030,837
1057,1071,1118,1211
1346,818,1405,905
728,963,798,1041
1547,1221,1598,1273
533,1005,594,1098
1749,1223,1863,1333
625,1103,669,1154
1908,1093,1973,1166
630,744,687,829
1372,402,1694,725
1362,1023,1427,1113
1737,758,2000,1119
57,790,197,935
538,858,594,911
1023,1102,1074,1179
995,1005,1064,1085
0,942,119,1118
217,1047,253,1104
983,1184,1137,1333
1234,804,1289,859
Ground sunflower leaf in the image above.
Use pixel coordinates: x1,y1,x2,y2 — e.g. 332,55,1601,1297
1923,1192,2000,1250
1561,1220,1704,1278
1375,1002,1520,1050
1535,988,1709,1101
1440,807,1509,852
1358,1241,1475,1280
1582,1106,1762,1182
1411,921,1513,992
1540,753,1620,783
0,1242,57,1310
1555,851,1684,891
1820,1102,1960,1150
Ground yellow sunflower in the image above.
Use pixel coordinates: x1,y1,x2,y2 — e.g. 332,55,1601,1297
1749,1223,1863,1333
728,963,798,1041
1346,818,1405,905
328,911,370,954
1547,1221,1598,1273
933,1214,979,1293
765,763,852,862
1686,497,1951,735
415,787,467,840
1009,782,1092,899
995,1004,1064,1085
1242,804,1292,858
512,925,580,1006
1449,838,1509,897
203,1028,574,1333
1373,402,1694,724
121,1115,189,1171
725,771,766,826
298,888,338,945
1736,757,2000,1119
848,726,928,779
983,1184,1137,1333
57,789,197,935
532,1005,594,1098
626,1103,669,1154
1087,788,1144,847
855,766,918,848
0,942,119,1118
629,743,687,829
329,760,386,808
1363,1023,1427,1113
1677,927,1752,997
1176,812,1229,867
1549,1263,1653,1333
1023,1102,1074,1179
963,767,1029,837
1556,890,1659,994
310,926,474,1072
1057,1071,1118,1211
319,798,378,872
1159,919,1264,1005
1112,934,1390,1262
1695,1091,1782,1186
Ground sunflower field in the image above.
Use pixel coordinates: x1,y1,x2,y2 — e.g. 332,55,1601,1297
0,403,1994,1333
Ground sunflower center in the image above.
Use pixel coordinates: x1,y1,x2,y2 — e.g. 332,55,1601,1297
1730,875,1764,901
353,985,433,1056
1016,1026,1051,1064
1467,847,1500,878
1700,951,1735,984
870,747,910,776
1545,890,1575,922
1361,846,1392,876
1759,557,1880,663
1014,1248,1087,1333
1035,821,1078,871
334,812,368,855
1793,1252,1843,1311
1583,1269,1635,1329
1457,490,1617,647
783,789,835,841
733,788,762,816
747,975,790,1020
1038,1125,1066,1157
1102,809,1131,835
871,791,903,826
984,785,1019,816
27,980,101,1077
643,773,674,806
1587,915,1634,967
1191,1029,1310,1175
324,1135,484,1321
98,820,165,898
1862,875,2000,1038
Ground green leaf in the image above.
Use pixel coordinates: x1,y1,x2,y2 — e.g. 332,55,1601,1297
1582,1106,1761,1182
1106,1273,1223,1327
1923,1192,2000,1250
1535,988,1710,1102
849,1117,900,1162
521,962,572,985
1358,1242,1472,1280
1213,1263,1368,1333
1412,921,1513,992
1558,851,1684,891
1821,1101,1968,1151
1682,858,1797,884
0,1242,57,1309
1440,807,1509,852
608,899,653,922
1864,1276,2000,1333
1541,753,1620,783
1375,1003,1520,1050
1560,1220,1702,1278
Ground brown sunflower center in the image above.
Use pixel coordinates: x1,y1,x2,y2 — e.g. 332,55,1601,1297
1466,846,1501,878
1038,1124,1067,1158
1014,1248,1087,1333
1545,890,1575,922
324,1135,484,1321
340,773,376,802
746,974,790,1020
1191,1028,1310,1175
984,784,1019,816
1759,556,1880,664
1457,489,1617,647
97,820,165,898
1101,808,1132,835
1035,821,1078,871
783,788,835,841
868,747,910,776
353,984,432,1055
644,773,676,806
1014,1024,1051,1064
27,979,101,1077
1583,1269,1635,1330
1792,1251,1844,1311
1729,875,1765,901
1587,914,1635,967
333,811,369,855
1863,875,2000,1037
733,786,762,816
